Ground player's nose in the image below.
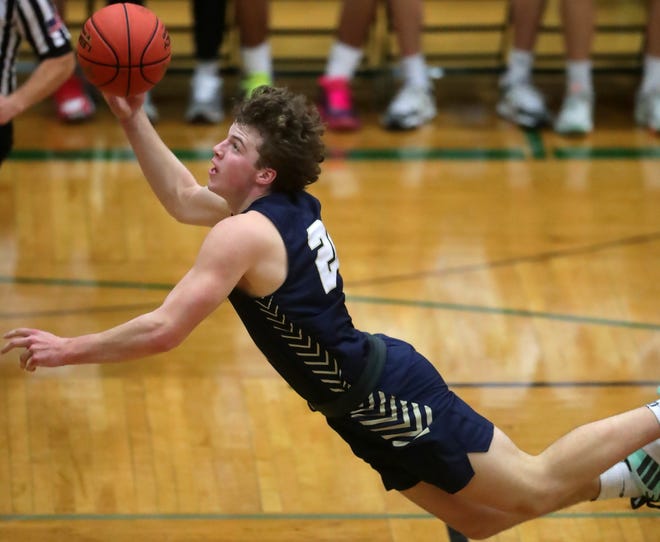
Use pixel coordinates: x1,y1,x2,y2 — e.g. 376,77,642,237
212,141,225,157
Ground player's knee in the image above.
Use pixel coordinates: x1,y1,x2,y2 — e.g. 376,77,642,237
505,484,557,519
511,499,546,519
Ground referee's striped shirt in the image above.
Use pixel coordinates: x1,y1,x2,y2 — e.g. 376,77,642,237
0,0,72,95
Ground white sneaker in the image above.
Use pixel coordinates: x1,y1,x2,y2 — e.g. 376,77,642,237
143,91,159,123
185,72,223,124
554,91,594,135
381,85,437,130
634,89,660,133
497,81,550,129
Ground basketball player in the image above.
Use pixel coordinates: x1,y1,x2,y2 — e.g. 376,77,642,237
3,87,659,538
0,0,75,165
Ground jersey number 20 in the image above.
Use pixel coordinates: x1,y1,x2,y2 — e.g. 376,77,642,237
307,220,339,293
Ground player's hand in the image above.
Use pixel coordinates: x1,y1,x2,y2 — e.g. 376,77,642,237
1,328,69,372
103,92,145,122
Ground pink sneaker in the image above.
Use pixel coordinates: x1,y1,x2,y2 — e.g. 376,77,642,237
317,76,360,131
53,75,95,122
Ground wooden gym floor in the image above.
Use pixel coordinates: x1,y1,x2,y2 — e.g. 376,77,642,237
1,67,659,542
1,2,660,541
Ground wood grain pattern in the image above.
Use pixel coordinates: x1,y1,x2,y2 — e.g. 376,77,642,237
2,2,659,540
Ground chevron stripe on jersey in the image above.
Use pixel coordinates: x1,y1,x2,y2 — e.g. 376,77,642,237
255,297,348,393
350,391,433,447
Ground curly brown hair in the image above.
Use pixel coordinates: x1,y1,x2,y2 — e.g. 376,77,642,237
233,86,326,193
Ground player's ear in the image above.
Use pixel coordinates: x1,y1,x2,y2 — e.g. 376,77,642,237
257,167,277,186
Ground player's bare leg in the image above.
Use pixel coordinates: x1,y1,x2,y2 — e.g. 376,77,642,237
402,406,660,539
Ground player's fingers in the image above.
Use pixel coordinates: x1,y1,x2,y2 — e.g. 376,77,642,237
3,328,32,339
24,355,36,373
19,349,33,371
101,94,128,117
1,336,32,354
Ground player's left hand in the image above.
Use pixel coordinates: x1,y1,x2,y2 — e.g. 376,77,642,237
1,328,69,372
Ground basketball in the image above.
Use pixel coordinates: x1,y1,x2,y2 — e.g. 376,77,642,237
77,3,171,97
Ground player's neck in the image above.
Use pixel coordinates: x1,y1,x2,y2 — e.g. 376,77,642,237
231,187,272,215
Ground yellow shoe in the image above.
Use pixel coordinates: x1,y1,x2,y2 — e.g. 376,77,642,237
241,72,272,97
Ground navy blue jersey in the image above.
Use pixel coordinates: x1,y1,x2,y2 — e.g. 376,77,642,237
229,191,370,405
229,191,494,493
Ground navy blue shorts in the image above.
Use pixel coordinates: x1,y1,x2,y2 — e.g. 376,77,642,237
327,334,494,493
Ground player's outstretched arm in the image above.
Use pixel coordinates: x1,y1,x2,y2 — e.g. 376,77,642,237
1,212,274,371
1,256,221,370
1,244,226,370
104,94,231,228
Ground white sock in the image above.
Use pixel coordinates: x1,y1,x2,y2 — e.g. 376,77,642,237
596,462,641,500
648,399,660,426
640,55,660,95
241,41,272,77
400,53,430,89
566,60,593,95
325,41,364,80
193,60,219,79
503,48,534,86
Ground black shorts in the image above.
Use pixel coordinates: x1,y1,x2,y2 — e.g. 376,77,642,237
327,334,494,494
0,122,13,164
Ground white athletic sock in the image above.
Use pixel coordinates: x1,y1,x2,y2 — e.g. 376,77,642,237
193,60,218,79
191,61,221,102
566,60,593,95
400,53,430,89
241,41,272,77
596,462,641,500
640,55,660,95
325,42,364,80
648,399,660,426
503,48,534,86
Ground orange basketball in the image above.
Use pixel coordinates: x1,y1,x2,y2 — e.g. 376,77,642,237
77,3,171,97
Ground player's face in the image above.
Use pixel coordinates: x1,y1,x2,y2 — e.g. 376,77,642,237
208,123,264,196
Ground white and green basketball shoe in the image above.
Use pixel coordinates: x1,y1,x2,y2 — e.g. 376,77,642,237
628,441,660,509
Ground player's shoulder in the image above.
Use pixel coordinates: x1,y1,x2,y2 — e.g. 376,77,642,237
208,209,280,244
201,211,285,275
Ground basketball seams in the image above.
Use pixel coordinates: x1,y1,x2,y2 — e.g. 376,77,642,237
80,16,120,89
76,3,171,97
139,19,161,86
82,18,119,66
122,3,131,96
